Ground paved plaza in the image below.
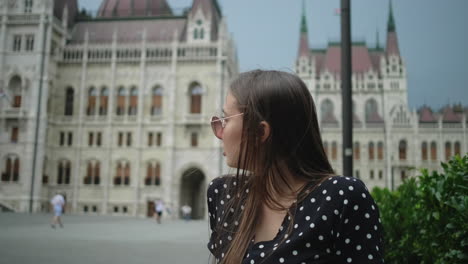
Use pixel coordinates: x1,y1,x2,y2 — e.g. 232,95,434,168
0,213,211,264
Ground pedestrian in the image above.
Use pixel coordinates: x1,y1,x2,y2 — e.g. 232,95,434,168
181,204,192,221
154,199,165,224
50,193,65,229
207,70,384,263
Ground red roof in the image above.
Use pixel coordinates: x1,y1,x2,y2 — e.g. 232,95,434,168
298,33,309,57
418,106,437,123
386,31,400,56
192,0,218,18
54,0,78,27
366,111,384,123
97,0,172,18
441,106,462,123
369,51,383,75
311,43,381,77
70,19,186,44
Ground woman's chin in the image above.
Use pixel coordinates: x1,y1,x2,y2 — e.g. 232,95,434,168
225,158,237,168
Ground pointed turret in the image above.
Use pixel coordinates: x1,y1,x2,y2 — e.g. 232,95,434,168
387,0,396,32
53,0,78,27
298,0,309,58
295,0,313,79
191,0,221,19
187,0,222,42
385,0,400,56
375,29,380,50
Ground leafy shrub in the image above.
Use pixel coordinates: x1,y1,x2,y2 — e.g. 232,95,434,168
372,155,468,264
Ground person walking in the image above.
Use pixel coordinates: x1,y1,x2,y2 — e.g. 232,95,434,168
181,204,192,221
50,193,65,229
154,199,165,224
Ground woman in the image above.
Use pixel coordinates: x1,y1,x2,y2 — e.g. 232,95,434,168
208,70,384,263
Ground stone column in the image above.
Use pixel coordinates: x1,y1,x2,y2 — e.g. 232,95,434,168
166,31,178,219
133,28,147,216
72,30,89,212
104,28,118,214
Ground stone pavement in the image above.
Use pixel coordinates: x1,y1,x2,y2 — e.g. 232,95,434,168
0,213,212,264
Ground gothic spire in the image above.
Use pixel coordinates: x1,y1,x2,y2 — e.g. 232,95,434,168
298,0,309,57
387,0,396,32
385,0,400,56
300,0,307,33
376,28,380,49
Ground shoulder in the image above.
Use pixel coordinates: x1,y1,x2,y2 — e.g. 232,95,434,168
301,176,375,213
316,175,370,197
207,175,234,196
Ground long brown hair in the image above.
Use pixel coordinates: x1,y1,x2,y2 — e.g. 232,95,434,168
214,70,334,263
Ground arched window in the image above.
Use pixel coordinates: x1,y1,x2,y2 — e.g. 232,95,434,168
2,156,19,182
99,87,108,115
124,164,130,185
368,141,375,160
145,162,161,186
57,160,71,185
3,158,11,181
57,162,64,184
370,170,374,180
200,28,204,39
320,99,335,122
87,87,97,115
64,161,71,184
191,132,198,147
365,98,379,122
445,142,452,161
84,160,100,185
128,86,138,115
94,162,100,185
399,140,407,160
323,141,329,158
42,157,48,184
354,142,360,160
151,86,163,115
189,83,203,114
116,87,126,116
114,163,123,185
13,158,19,181
421,142,428,161
430,141,437,161
9,76,22,108
377,141,384,160
454,141,461,156
193,28,198,39
331,141,337,160
65,87,74,116
85,162,92,184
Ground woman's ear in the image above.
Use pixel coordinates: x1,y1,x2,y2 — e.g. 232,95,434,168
259,121,271,142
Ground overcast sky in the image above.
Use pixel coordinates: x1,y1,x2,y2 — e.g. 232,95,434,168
79,0,468,110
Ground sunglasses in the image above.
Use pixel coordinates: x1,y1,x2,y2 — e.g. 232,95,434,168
210,113,244,139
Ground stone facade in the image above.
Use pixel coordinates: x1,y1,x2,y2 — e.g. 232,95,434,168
0,0,238,218
295,2,467,191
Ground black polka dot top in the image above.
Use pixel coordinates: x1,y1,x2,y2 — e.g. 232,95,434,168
207,175,384,263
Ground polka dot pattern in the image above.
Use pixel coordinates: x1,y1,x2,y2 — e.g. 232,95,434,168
207,176,384,263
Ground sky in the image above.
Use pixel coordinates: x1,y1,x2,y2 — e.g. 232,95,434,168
79,0,468,110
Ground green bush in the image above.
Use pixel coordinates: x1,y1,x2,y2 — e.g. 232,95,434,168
372,154,468,264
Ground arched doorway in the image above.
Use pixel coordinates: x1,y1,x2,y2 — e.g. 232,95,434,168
179,168,205,220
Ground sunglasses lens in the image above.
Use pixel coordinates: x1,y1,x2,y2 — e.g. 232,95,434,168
211,116,222,139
